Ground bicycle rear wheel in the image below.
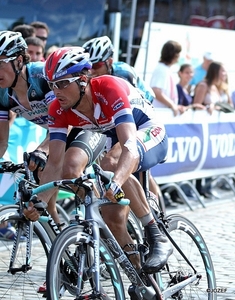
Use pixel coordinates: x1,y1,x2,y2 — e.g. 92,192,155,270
157,214,217,300
0,205,52,300
46,225,125,300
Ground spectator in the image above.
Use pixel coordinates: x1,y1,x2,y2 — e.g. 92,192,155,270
177,63,194,106
25,36,45,62
177,64,205,110
231,90,235,107
193,61,230,198
193,61,231,113
189,51,214,96
45,45,59,59
12,24,36,39
150,40,185,116
217,68,234,108
30,21,49,48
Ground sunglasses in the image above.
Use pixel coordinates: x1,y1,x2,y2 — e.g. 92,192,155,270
92,61,106,70
48,76,81,90
36,36,48,41
0,56,17,66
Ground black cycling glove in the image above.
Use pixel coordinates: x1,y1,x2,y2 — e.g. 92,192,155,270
30,195,48,215
28,150,47,169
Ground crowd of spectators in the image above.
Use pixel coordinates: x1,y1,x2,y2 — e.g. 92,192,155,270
150,40,234,207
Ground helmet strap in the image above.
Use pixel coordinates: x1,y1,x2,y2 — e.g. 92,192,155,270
105,61,112,75
72,91,85,109
10,60,23,88
72,80,86,109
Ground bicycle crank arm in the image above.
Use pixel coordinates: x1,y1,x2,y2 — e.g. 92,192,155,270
162,274,200,298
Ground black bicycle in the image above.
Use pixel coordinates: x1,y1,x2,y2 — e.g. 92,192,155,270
44,164,217,300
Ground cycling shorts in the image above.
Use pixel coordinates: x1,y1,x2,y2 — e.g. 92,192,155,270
66,128,106,167
106,126,168,172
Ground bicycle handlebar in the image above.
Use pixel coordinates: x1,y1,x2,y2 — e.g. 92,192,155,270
29,164,130,206
1,154,130,206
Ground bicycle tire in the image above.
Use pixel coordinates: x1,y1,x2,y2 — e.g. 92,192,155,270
46,224,126,300
0,205,52,300
156,213,217,300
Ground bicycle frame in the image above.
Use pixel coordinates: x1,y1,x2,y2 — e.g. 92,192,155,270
74,189,160,300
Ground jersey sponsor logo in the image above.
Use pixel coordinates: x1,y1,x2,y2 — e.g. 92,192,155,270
13,106,47,117
88,133,101,150
32,72,44,78
113,102,124,111
55,70,67,79
31,89,36,98
151,127,162,137
56,108,64,115
45,91,56,104
48,115,55,125
130,98,144,105
28,107,47,116
94,92,108,105
31,115,48,125
100,111,106,119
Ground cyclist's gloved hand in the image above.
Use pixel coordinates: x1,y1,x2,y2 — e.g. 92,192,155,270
105,181,125,203
23,195,48,221
28,150,47,170
31,195,48,214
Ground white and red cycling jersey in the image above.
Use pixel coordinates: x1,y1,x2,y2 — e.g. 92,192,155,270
48,75,167,171
48,75,165,142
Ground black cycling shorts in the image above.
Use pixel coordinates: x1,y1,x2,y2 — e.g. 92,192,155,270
66,128,106,167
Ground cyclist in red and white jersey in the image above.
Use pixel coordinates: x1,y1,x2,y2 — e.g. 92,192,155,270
24,47,172,273
82,35,163,205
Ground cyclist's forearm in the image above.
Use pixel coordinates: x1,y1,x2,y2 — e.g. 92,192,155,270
113,149,138,187
37,163,62,204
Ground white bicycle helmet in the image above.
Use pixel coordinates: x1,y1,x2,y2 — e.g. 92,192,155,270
82,36,114,63
44,46,92,80
0,31,27,57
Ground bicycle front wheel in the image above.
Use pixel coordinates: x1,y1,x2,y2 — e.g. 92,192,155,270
46,225,125,300
0,205,52,300
157,214,217,300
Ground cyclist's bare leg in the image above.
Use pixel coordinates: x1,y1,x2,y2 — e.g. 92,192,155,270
101,204,141,269
46,147,89,224
101,145,172,273
62,146,88,198
47,191,60,224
